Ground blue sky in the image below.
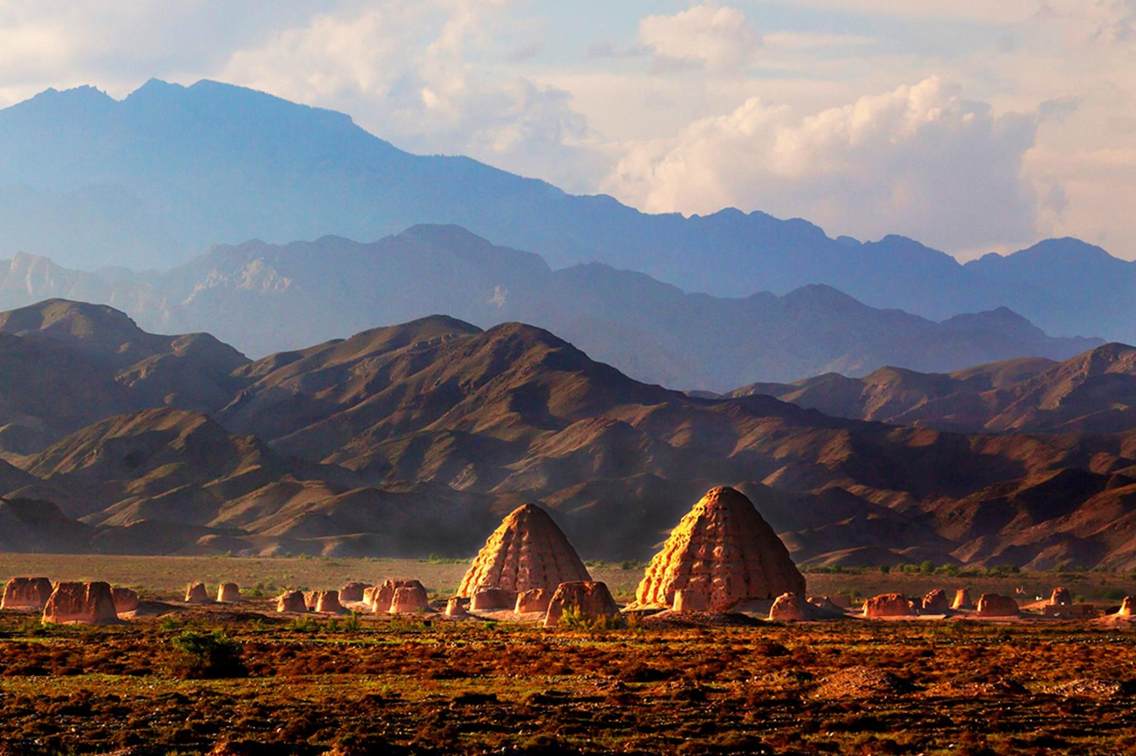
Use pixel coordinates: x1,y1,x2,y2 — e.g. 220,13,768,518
1,0,1133,259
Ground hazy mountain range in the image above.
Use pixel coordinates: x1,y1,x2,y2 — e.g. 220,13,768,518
0,226,1100,390
0,299,1134,570
0,79,1132,347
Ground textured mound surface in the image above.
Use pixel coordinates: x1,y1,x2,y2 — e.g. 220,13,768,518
371,579,426,613
1,577,53,610
457,504,590,598
635,487,805,611
1050,587,1072,606
951,588,973,610
340,582,367,603
42,581,117,624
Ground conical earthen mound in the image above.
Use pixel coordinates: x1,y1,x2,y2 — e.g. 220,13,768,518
635,486,805,611
458,503,591,598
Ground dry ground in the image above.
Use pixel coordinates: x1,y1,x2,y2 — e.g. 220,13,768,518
1,555,1135,753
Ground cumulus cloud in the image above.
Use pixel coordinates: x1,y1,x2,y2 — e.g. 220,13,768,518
604,77,1039,252
219,1,600,190
638,4,758,70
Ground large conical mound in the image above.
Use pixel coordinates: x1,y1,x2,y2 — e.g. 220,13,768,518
458,504,591,597
635,486,805,611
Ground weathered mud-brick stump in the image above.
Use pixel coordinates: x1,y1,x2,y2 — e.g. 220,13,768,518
42,581,118,625
1,577,53,610
863,593,917,618
544,581,619,628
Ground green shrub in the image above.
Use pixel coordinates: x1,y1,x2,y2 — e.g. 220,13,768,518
170,630,246,679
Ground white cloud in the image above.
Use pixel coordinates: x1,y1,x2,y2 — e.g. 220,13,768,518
604,77,1039,253
218,1,600,191
638,4,758,70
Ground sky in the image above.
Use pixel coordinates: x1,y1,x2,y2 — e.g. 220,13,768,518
0,0,1133,260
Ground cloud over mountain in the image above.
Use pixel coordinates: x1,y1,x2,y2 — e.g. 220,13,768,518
606,76,1039,253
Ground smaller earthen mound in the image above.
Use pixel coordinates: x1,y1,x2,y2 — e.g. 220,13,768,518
1049,587,1072,606
544,581,619,628
371,579,427,613
672,588,708,613
42,581,118,625
921,588,949,614
340,582,368,603
863,593,917,618
470,588,517,612
768,592,810,621
807,596,846,617
976,593,1018,617
515,588,551,614
951,588,973,610
1117,596,1134,617
389,585,430,614
184,582,210,604
314,590,347,614
276,591,308,613
445,597,469,618
304,591,318,610
216,583,241,603
112,587,140,614
1,577,53,610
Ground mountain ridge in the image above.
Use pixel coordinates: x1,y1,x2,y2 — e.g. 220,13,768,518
0,79,1131,344
0,227,1101,390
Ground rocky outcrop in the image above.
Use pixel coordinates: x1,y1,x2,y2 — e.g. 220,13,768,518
768,592,810,621
470,588,517,612
184,582,209,604
921,588,949,613
458,504,591,598
951,588,973,610
515,588,552,614
863,593,917,618
216,583,241,603
340,582,367,603
389,585,430,614
1049,587,1072,606
1,577,53,610
635,487,805,612
276,590,307,613
445,597,469,618
314,590,347,614
42,581,118,624
976,593,1018,617
544,581,619,628
371,579,427,613
111,587,139,614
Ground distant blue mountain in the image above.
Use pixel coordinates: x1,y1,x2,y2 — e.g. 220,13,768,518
0,226,1101,390
0,79,1132,342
